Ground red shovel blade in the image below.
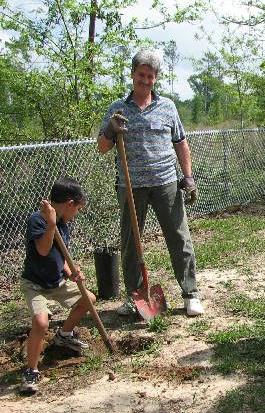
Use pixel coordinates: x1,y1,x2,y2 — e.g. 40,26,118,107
132,284,167,321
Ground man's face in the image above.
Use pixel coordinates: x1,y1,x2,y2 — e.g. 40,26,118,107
132,64,157,94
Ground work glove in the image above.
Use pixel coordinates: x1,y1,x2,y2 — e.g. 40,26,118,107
104,111,128,141
179,176,198,205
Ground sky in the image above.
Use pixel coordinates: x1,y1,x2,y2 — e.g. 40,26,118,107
1,0,252,100
124,0,252,99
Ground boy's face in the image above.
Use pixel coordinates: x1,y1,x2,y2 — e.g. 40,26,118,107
62,200,85,222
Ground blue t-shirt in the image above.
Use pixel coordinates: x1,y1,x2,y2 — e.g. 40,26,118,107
100,92,186,188
22,211,70,289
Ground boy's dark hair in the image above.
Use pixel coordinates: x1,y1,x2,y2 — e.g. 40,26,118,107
50,177,87,204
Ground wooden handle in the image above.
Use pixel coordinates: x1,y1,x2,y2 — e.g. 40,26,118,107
54,227,114,353
116,133,148,290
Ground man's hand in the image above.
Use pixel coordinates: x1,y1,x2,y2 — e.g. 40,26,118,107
68,265,85,282
40,200,56,226
104,111,128,141
179,177,198,205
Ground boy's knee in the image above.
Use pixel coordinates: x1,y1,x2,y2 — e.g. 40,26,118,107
78,291,96,311
33,314,49,335
89,291,96,305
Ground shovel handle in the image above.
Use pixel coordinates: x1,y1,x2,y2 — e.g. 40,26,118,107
116,133,148,291
54,227,114,353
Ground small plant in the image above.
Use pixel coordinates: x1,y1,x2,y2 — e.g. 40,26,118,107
188,320,210,336
220,280,235,290
131,356,148,370
78,354,103,374
90,326,100,338
0,370,20,385
49,370,58,383
147,315,170,333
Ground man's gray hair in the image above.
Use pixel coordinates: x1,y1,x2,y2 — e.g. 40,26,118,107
132,49,161,75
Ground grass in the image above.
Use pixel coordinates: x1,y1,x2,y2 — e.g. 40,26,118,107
78,354,104,374
0,300,28,341
145,215,265,272
188,320,210,336
214,383,265,413
208,294,265,377
226,294,265,319
191,215,265,270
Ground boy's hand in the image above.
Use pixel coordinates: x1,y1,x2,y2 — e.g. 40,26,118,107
69,265,85,282
40,200,57,226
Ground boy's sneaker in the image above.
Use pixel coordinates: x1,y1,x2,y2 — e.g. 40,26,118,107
117,298,137,316
54,329,89,352
20,368,40,395
184,298,204,316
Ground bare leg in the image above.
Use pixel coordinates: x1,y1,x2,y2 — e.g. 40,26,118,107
27,313,49,370
62,290,96,332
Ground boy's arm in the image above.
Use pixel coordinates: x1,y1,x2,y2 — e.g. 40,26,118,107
63,261,85,282
35,200,56,256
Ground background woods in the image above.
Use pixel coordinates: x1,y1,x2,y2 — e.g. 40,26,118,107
0,0,264,144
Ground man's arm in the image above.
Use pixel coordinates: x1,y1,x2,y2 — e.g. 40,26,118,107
174,139,198,205
97,135,115,154
173,138,193,177
98,112,128,154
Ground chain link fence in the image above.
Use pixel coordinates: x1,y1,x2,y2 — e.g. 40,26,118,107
1,128,264,287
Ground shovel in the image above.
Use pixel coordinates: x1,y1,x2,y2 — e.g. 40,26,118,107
116,133,167,321
54,226,115,353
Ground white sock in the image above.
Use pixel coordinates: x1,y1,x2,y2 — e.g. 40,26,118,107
60,330,73,337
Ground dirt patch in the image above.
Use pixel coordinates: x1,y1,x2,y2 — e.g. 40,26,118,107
116,333,155,355
132,364,206,383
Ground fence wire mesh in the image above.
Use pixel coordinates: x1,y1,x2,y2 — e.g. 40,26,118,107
1,128,264,287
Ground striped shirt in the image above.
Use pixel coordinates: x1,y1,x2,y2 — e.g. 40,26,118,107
100,92,186,188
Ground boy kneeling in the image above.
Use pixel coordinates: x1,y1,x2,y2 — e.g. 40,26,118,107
20,177,96,394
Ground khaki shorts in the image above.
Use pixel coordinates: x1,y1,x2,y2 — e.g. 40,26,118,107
20,278,82,316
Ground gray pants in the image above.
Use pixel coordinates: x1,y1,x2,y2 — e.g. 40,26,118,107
117,181,198,299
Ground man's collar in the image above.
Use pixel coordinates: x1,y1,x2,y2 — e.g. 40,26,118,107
125,90,158,103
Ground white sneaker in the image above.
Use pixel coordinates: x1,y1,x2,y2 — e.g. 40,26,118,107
117,298,137,315
184,298,204,316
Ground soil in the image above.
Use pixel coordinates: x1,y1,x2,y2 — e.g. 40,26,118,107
0,205,265,413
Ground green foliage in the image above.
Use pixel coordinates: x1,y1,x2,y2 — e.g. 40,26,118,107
78,354,103,374
0,1,207,142
147,315,170,333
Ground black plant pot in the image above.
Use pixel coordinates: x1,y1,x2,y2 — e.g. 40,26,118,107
94,249,120,299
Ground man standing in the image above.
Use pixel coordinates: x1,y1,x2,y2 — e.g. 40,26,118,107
98,49,204,317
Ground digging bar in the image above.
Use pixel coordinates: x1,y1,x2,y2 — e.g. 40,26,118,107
54,226,114,353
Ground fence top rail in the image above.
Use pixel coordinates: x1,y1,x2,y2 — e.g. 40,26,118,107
1,128,265,151
187,127,265,137
0,138,95,152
